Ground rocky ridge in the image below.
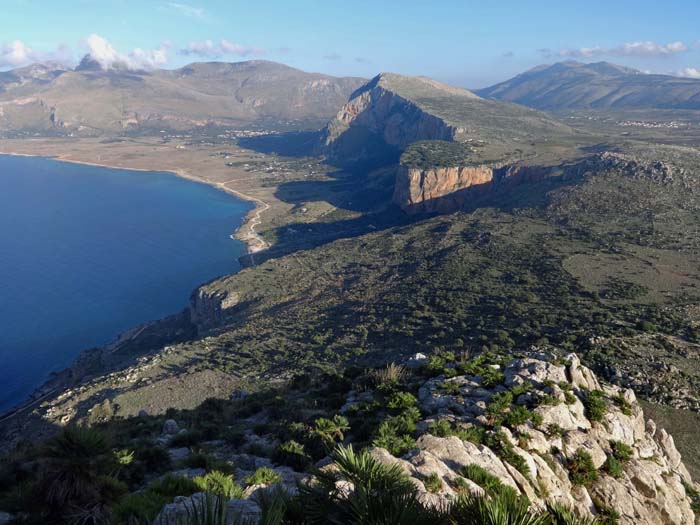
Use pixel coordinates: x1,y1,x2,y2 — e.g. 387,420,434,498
144,354,697,524
362,354,698,524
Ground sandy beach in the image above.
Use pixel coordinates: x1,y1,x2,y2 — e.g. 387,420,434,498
0,137,285,256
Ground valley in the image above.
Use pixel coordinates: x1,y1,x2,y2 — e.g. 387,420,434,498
1,55,700,524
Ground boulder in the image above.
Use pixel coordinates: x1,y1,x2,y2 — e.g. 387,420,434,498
162,419,180,435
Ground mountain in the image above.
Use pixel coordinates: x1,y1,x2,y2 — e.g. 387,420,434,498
0,58,366,133
477,60,700,110
322,72,573,165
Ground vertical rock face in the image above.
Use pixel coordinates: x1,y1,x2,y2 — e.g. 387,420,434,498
393,165,495,213
393,163,552,213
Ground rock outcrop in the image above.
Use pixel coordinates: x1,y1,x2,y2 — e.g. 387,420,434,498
366,354,697,524
322,74,462,164
393,163,552,213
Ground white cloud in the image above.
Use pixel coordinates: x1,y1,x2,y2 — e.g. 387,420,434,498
553,41,689,59
85,34,169,70
678,67,700,78
164,2,206,19
0,40,74,69
179,39,263,58
0,40,34,67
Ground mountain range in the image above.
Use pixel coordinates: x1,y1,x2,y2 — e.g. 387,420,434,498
0,58,365,133
477,60,700,110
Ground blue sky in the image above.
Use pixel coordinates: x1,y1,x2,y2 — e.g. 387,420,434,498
2,0,699,87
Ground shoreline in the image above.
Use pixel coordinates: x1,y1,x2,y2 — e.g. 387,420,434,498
0,149,271,420
0,150,270,255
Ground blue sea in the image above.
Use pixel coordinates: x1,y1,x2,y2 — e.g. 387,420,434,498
0,154,252,412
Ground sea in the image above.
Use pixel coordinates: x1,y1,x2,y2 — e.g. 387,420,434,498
0,154,252,412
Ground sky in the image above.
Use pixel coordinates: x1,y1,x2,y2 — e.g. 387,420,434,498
1,0,700,88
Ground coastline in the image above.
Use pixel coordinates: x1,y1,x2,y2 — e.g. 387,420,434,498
0,150,270,255
0,148,270,420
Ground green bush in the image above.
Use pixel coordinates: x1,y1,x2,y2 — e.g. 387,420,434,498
567,449,598,486
485,432,530,477
583,390,607,423
273,440,310,471
592,497,621,524
612,395,632,416
194,470,244,499
602,455,623,479
461,463,517,499
182,452,233,474
423,473,443,493
609,440,633,462
372,420,416,457
480,367,506,388
386,392,418,412
112,475,199,524
245,467,282,487
312,415,350,447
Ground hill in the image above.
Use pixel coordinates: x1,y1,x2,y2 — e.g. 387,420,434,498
0,59,365,134
322,72,575,165
476,61,700,110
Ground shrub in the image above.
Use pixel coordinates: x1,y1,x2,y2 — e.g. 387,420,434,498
612,395,632,416
485,432,530,477
545,424,566,438
222,428,246,447
682,481,700,513
273,440,310,471
371,363,407,391
440,381,461,395
245,467,282,487
502,405,533,428
134,443,172,473
312,415,350,447
480,367,506,388
372,420,416,457
423,473,443,493
194,470,244,499
602,456,623,479
299,444,433,523
461,464,517,499
386,392,418,412
113,475,199,524
609,440,633,462
169,430,203,448
567,449,598,486
592,497,621,524
449,490,537,524
428,420,452,438
182,452,233,474
583,390,607,423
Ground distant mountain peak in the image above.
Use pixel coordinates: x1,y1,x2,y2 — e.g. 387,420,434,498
75,54,106,72
477,60,700,110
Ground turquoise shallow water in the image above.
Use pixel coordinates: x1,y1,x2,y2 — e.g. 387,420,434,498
0,154,252,412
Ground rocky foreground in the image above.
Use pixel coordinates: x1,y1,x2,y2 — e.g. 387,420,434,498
146,353,697,525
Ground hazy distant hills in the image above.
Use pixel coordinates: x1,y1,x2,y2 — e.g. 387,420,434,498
0,58,365,134
477,61,700,110
323,71,573,165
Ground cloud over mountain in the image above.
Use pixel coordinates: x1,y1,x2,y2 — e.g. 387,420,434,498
0,40,73,68
178,39,263,58
84,34,168,70
545,41,689,59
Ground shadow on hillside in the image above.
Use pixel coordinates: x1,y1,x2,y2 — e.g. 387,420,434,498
238,130,321,157
245,156,591,266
